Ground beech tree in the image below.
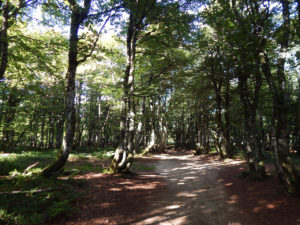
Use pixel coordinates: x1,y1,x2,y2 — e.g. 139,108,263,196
42,0,116,176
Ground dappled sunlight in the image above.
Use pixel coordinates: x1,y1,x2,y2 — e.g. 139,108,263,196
57,150,300,225
227,195,239,204
253,201,280,213
177,192,197,197
166,204,181,209
109,187,122,191
132,151,246,225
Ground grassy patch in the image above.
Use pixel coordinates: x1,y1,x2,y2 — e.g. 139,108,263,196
70,147,115,160
0,147,116,224
0,147,115,176
0,150,58,176
0,173,85,225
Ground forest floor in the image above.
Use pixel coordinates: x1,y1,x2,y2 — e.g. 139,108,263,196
53,149,300,225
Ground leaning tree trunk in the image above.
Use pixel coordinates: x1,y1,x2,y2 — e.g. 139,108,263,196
42,0,92,177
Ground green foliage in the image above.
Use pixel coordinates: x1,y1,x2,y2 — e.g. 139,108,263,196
0,147,115,176
70,147,115,160
0,175,83,225
0,146,116,225
0,151,58,176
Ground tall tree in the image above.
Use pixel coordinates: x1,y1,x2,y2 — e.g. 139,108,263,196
42,0,98,176
112,0,156,173
261,0,300,193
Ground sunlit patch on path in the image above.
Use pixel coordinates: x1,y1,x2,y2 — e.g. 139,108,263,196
134,150,244,225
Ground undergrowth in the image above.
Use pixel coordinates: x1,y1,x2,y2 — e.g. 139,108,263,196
0,147,115,224
0,172,86,225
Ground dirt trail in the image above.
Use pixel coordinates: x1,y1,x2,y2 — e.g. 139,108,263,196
134,151,244,225
56,150,300,225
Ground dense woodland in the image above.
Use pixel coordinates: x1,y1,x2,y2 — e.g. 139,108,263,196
0,0,300,194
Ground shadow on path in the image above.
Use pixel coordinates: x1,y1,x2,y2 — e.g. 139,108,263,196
133,150,246,225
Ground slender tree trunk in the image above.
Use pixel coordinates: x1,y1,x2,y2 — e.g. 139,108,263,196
224,78,233,158
40,112,45,149
195,102,203,155
55,117,64,149
74,80,83,148
295,79,300,154
213,79,226,158
97,104,110,147
2,87,20,150
42,0,92,177
135,98,145,152
143,97,156,154
238,74,257,174
260,0,300,193
112,10,138,172
0,1,9,81
158,98,167,152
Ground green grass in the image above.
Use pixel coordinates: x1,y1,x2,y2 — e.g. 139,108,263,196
0,147,157,224
70,147,115,160
0,147,116,224
0,173,86,225
0,150,58,176
0,147,115,176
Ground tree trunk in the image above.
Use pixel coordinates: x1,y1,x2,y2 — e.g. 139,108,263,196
112,9,139,172
2,87,20,150
238,74,257,174
0,1,9,81
55,117,64,149
74,79,83,148
97,104,110,148
224,78,233,158
143,97,156,154
135,97,146,152
195,102,203,155
260,0,300,193
158,98,167,152
42,0,92,177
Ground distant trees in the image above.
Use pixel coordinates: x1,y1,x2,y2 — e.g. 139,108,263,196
167,0,300,193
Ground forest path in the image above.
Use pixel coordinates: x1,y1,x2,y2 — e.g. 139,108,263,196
54,149,300,225
134,150,244,225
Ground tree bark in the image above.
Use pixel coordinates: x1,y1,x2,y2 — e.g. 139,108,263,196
260,0,300,193
2,87,21,150
0,0,9,81
42,0,92,177
143,97,156,154
112,10,138,172
134,98,146,152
